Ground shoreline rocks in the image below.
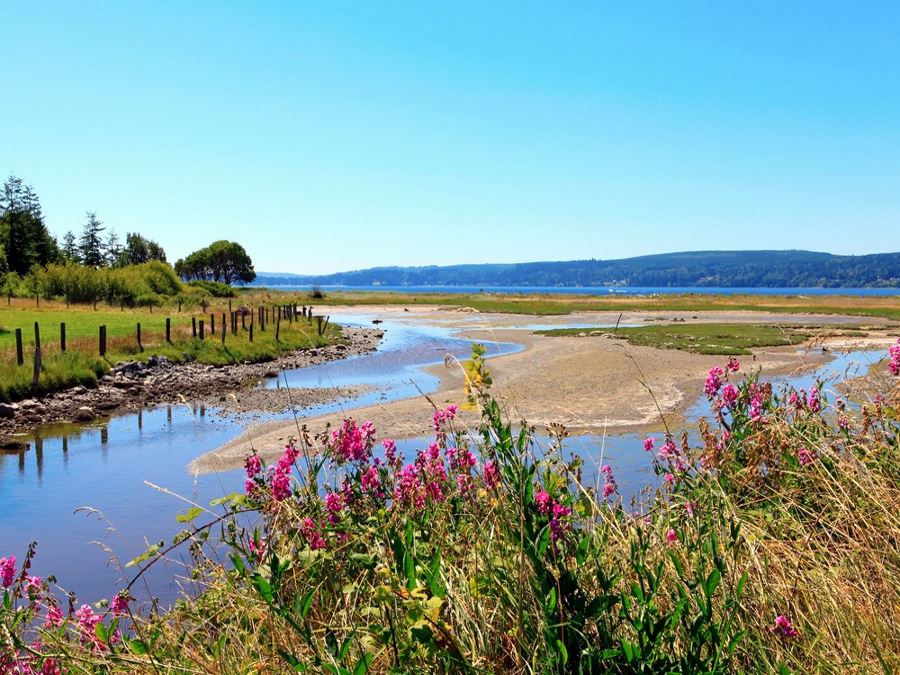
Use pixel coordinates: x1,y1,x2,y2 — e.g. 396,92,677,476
0,327,383,437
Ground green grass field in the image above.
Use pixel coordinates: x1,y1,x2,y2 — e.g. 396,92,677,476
0,301,342,402
536,323,813,355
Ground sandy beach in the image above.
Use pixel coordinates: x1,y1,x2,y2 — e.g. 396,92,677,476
191,306,897,473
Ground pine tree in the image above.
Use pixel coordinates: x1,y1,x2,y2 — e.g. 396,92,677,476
105,228,122,267
62,231,79,262
79,212,106,267
0,175,58,275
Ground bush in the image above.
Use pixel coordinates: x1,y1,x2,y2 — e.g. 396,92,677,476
186,279,235,297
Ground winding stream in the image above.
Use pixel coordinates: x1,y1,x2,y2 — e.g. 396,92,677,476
0,313,889,605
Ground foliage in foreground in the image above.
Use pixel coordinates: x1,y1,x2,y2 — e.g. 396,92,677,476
2,342,900,673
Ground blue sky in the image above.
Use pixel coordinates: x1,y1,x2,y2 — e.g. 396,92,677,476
2,2,898,274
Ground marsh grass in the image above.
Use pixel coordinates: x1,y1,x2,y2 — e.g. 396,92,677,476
535,323,813,355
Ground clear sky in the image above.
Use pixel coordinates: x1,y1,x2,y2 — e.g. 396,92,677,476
3,2,899,274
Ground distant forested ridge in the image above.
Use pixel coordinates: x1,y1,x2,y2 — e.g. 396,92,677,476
256,250,900,288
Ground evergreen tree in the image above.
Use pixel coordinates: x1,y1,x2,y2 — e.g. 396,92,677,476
0,174,59,275
62,230,80,262
105,228,122,267
79,212,106,267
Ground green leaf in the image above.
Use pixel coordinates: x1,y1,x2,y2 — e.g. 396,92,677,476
127,639,149,655
125,543,160,568
735,570,749,597
555,639,568,666
353,653,373,675
254,574,274,603
545,586,557,615
705,568,721,599
176,506,204,523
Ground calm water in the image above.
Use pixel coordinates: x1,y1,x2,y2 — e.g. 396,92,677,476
0,312,889,607
252,284,900,297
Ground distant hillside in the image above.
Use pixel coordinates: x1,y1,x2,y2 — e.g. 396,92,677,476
255,250,900,288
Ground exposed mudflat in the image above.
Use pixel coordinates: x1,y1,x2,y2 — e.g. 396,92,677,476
192,307,898,473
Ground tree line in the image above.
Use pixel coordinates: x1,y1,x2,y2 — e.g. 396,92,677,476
0,174,256,305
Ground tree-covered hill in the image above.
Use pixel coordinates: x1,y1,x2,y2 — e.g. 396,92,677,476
256,250,900,288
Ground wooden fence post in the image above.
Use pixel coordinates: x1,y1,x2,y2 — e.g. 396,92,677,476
210,314,215,335
275,315,280,341
221,313,226,344
166,318,171,343
137,323,144,352
15,328,24,366
199,319,205,340
241,312,246,331
316,316,323,336
99,325,107,357
60,322,66,352
32,322,41,387
249,322,254,342
192,317,197,338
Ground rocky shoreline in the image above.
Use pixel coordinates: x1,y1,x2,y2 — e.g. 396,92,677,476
0,326,383,446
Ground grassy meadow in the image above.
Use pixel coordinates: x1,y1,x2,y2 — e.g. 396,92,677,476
0,297,341,402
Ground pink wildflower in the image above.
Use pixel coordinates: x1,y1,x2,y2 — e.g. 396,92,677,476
244,454,262,478
685,501,697,517
721,383,739,407
643,437,655,452
665,528,678,546
25,575,42,600
890,339,900,376
796,447,816,465
331,419,376,463
838,416,849,430
432,404,459,434
0,555,15,588
44,604,64,628
74,604,103,648
534,490,552,514
360,465,382,496
771,614,799,638
664,473,675,484
549,502,572,541
704,366,725,397
301,518,326,550
483,460,500,489
601,464,618,499
808,386,821,413
110,593,129,616
727,357,740,372
248,537,266,562
324,492,344,524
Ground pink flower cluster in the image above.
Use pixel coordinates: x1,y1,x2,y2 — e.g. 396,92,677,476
301,517,326,550
704,366,726,397
1,554,16,587
330,418,376,463
665,528,678,546
432,404,458,435
771,614,799,638
656,436,688,475
600,464,618,499
269,445,300,501
796,446,816,466
533,489,572,542
889,339,900,376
